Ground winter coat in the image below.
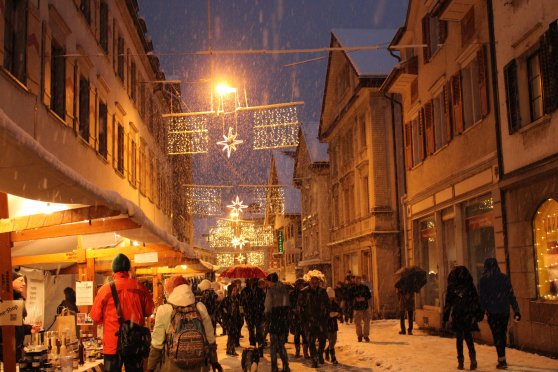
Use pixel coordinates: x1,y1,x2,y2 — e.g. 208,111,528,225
327,299,342,332
351,284,372,311
479,258,520,315
443,266,483,332
90,272,154,355
265,281,290,335
240,284,266,325
147,284,215,372
397,289,415,312
199,289,218,319
297,285,329,334
289,287,304,335
219,293,241,332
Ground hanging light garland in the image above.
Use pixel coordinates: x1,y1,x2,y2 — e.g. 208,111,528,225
209,219,273,248
184,185,225,216
216,253,235,267
251,185,285,215
165,113,211,155
246,251,265,266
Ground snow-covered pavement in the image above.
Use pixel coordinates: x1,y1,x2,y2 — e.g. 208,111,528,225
214,320,558,371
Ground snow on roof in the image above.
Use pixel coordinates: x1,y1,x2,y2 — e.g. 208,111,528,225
331,28,398,77
273,150,301,215
301,122,328,163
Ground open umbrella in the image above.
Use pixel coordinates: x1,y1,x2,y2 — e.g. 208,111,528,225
219,264,268,279
394,266,427,293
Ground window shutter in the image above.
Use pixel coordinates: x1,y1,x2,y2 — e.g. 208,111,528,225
27,4,41,94
540,21,558,114
43,27,52,107
404,123,413,170
419,108,426,160
439,20,448,44
451,74,464,134
422,15,431,63
478,45,490,117
504,59,520,133
65,58,76,127
424,101,435,155
443,83,453,141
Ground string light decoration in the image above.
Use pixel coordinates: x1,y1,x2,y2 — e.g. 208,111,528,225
246,251,266,266
209,219,274,248
165,113,211,155
239,102,302,150
216,253,235,267
231,235,248,249
217,126,244,158
184,186,224,216
251,185,285,215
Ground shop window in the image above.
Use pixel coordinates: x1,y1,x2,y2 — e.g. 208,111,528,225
98,101,108,158
4,0,27,83
51,40,66,119
465,196,495,284
533,198,558,300
78,76,90,142
99,1,109,53
419,218,439,307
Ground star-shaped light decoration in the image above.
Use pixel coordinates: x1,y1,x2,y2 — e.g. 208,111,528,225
236,253,246,263
227,195,248,214
231,235,248,250
217,127,243,158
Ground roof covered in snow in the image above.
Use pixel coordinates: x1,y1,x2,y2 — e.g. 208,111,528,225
331,28,399,77
273,150,301,215
301,122,328,163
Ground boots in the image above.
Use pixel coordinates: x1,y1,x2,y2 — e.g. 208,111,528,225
295,345,301,358
457,356,464,370
324,349,330,361
496,357,507,369
470,352,477,370
330,349,338,365
303,345,310,359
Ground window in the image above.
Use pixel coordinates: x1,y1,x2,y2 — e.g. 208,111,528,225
422,13,447,63
4,0,27,83
527,52,543,122
80,0,91,24
358,115,366,150
100,1,109,53
419,218,439,307
116,123,124,174
51,40,66,119
361,176,369,217
411,116,424,166
98,101,108,158
465,195,495,284
78,76,90,142
117,36,124,81
461,48,489,130
533,199,558,300
130,138,137,186
130,61,137,101
336,62,351,102
461,7,475,47
432,92,449,150
332,184,339,228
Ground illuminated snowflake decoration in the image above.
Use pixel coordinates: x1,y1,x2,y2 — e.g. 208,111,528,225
236,253,246,263
231,235,248,250
217,127,243,158
246,251,265,266
227,195,248,214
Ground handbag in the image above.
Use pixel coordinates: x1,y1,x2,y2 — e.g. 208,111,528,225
55,308,77,340
109,279,151,358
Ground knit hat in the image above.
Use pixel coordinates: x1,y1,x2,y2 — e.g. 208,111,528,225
198,279,212,292
165,275,189,295
326,287,335,299
111,253,131,273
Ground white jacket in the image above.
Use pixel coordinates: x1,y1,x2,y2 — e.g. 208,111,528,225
151,284,216,349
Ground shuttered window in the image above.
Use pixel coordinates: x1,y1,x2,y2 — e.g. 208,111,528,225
540,20,558,115
411,116,424,166
78,76,90,142
51,40,66,119
116,123,125,174
404,123,413,170
451,74,464,135
527,52,544,122
98,102,108,159
4,0,27,83
424,101,435,155
422,13,447,63
117,36,124,81
100,1,109,54
504,60,520,133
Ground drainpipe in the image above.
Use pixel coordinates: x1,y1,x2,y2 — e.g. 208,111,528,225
487,0,511,276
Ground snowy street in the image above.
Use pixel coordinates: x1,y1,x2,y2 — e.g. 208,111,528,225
215,320,558,372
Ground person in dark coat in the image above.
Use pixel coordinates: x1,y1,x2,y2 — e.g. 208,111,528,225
397,288,415,335
220,285,242,356
297,274,329,368
198,279,219,334
56,287,79,314
343,277,354,323
443,266,483,370
289,278,307,358
241,278,266,356
324,287,341,365
351,276,372,342
334,281,346,324
264,273,290,372
479,258,521,370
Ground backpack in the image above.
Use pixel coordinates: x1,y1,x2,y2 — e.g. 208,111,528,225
166,304,209,369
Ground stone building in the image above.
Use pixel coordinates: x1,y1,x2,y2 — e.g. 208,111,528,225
491,0,558,355
383,0,502,336
293,122,331,283
319,29,403,315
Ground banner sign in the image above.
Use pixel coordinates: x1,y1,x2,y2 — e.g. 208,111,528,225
76,281,94,306
0,300,24,326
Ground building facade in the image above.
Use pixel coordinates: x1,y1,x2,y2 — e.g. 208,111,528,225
384,0,502,332
492,0,558,355
294,123,331,283
319,29,402,316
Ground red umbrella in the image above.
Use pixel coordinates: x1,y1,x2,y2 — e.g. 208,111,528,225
219,264,268,279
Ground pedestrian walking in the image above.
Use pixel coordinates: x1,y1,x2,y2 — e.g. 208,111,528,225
297,272,329,368
289,278,308,358
90,254,154,371
219,285,242,356
264,273,291,372
442,266,483,370
198,279,219,334
324,287,341,365
241,278,266,356
351,276,372,342
479,258,521,370
397,288,415,335
343,277,355,324
334,281,346,324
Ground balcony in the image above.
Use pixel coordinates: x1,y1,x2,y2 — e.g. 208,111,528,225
433,0,475,21
387,56,418,94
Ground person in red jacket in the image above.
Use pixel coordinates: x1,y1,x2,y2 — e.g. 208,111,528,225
90,253,154,371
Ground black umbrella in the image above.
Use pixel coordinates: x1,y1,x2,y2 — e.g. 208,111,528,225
394,266,427,293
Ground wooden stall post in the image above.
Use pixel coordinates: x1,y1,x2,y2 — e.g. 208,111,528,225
77,254,97,337
0,193,16,371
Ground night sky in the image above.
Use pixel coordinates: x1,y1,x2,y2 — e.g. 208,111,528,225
137,0,408,246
